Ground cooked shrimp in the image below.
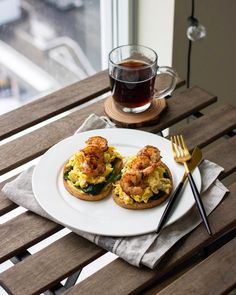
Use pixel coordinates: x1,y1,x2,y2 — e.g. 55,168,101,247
131,155,157,177
81,146,104,159
138,145,161,163
85,136,108,152
80,146,105,176
131,155,150,170
120,170,145,196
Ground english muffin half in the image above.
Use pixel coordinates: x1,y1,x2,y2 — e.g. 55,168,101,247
112,145,173,209
63,136,123,201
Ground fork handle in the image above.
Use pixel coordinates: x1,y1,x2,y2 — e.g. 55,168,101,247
187,172,213,236
156,180,184,234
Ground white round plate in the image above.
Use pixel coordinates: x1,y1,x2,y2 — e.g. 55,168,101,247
32,128,201,237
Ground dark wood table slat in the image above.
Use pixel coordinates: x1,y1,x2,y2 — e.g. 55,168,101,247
157,237,236,295
0,94,223,216
0,86,216,176
0,177,18,216
0,136,234,264
0,211,62,263
203,136,236,178
0,73,184,141
1,77,236,295
179,104,236,150
0,137,232,259
227,288,236,295
1,113,235,221
1,182,234,295
63,183,236,295
142,86,217,133
0,233,106,295
0,70,110,141
0,137,232,258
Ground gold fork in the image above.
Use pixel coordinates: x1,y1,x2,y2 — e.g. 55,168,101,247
171,135,212,236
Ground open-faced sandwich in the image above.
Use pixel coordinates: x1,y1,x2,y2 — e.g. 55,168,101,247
63,136,123,201
112,145,173,209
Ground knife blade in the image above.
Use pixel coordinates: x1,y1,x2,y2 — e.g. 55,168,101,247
156,146,202,234
182,146,202,182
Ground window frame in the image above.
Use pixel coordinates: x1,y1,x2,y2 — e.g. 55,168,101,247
100,0,135,69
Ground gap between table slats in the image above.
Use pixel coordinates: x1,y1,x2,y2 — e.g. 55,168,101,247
1,137,233,218
0,72,184,141
177,104,236,150
0,212,62,263
0,113,235,263
0,86,217,176
61,182,236,295
0,70,110,141
0,134,234,263
11,184,225,295
157,237,236,295
203,136,236,179
0,143,236,294
0,233,106,295
142,86,217,133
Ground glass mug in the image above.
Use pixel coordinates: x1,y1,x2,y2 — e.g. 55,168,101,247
109,44,177,113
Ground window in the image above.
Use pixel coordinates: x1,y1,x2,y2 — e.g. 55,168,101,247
0,0,128,114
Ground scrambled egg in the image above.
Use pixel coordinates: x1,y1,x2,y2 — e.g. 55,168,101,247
65,146,122,188
113,163,172,205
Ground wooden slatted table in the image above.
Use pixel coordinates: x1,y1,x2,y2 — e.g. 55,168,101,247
0,71,236,295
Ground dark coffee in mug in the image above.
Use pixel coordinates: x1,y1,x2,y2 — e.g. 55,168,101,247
109,45,177,113
109,59,156,108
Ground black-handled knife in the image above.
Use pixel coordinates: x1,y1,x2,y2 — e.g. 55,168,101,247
187,172,212,235
156,147,203,234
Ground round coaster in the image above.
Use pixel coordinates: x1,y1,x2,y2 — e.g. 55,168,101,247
104,96,167,127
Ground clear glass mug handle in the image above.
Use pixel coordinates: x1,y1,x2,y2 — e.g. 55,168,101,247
155,66,178,98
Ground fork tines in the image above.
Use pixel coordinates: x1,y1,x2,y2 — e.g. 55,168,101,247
171,135,191,162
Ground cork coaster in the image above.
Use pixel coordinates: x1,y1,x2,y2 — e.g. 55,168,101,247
104,96,167,127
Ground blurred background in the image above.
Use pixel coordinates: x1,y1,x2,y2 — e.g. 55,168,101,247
0,0,235,115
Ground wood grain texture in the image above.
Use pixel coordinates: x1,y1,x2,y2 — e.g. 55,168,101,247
0,176,18,216
62,183,236,295
0,211,62,263
0,86,216,175
177,104,236,150
142,86,217,133
0,73,184,141
104,96,167,127
157,237,236,295
0,70,110,141
0,136,234,225
0,109,91,176
2,69,236,295
203,136,236,178
0,233,106,295
0,82,236,295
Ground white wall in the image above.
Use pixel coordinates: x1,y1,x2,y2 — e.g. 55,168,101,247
136,0,236,107
136,0,175,67
173,0,236,106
